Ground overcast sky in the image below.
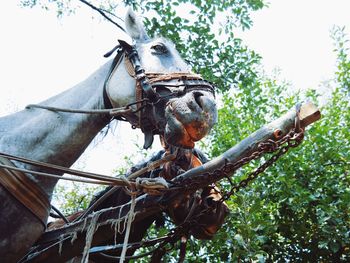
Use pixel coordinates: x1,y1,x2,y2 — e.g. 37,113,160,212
1,0,349,175
238,0,350,91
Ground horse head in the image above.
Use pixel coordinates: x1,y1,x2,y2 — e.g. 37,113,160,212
106,9,217,149
161,148,229,240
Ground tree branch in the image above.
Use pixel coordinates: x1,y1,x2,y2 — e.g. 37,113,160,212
78,0,126,33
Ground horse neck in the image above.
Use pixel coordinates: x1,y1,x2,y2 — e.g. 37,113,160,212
0,60,119,197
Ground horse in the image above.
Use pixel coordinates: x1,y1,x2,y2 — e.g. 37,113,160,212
45,147,229,262
0,9,217,262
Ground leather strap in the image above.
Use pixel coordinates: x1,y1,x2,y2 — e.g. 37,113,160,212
0,156,50,227
103,48,125,110
124,55,136,78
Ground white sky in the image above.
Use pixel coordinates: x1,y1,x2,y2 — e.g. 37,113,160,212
239,0,350,90
0,0,349,175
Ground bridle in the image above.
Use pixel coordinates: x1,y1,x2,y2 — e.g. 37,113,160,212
104,40,216,149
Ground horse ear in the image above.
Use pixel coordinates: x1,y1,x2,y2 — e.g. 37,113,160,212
125,8,149,41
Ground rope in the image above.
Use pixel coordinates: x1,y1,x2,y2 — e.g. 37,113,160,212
119,192,137,263
135,177,169,195
74,153,175,221
0,163,129,186
128,153,176,180
25,104,133,117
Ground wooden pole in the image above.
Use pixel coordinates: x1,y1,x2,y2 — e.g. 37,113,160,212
173,101,320,186
26,102,320,262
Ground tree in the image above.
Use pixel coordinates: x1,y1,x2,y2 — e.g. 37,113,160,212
197,26,350,262
20,1,350,262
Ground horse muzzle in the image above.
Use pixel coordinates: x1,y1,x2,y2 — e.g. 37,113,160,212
164,91,217,148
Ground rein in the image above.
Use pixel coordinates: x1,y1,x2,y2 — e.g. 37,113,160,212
0,150,176,228
0,152,176,189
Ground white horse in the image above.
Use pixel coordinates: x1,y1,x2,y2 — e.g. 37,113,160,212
0,9,217,262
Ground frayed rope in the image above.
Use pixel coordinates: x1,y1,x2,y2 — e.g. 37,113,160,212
81,213,100,263
119,193,137,263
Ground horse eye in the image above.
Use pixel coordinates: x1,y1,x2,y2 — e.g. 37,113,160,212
154,86,172,96
151,43,168,54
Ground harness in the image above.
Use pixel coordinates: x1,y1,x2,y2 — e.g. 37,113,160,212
0,39,216,229
104,40,216,149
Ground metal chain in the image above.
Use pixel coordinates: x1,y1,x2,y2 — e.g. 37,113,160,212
108,124,306,261
83,127,304,262
220,128,304,201
145,127,307,262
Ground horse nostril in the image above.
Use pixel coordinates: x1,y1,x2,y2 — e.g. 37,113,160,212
193,91,204,110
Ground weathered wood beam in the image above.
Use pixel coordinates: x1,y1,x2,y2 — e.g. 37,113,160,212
25,102,320,262
173,101,321,187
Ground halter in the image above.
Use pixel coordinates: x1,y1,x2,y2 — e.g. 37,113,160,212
104,40,216,149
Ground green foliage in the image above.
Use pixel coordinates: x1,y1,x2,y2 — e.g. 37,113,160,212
20,0,76,17
197,26,350,262
332,26,350,94
53,182,103,215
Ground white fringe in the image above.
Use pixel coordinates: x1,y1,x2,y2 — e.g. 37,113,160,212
58,234,65,255
81,213,100,263
119,194,137,263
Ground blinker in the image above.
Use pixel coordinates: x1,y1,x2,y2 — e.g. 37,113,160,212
118,40,159,103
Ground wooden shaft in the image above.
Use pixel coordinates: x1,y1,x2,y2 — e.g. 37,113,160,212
28,102,321,262
174,102,320,184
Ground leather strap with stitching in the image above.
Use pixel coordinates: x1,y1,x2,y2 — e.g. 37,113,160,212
0,156,50,227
